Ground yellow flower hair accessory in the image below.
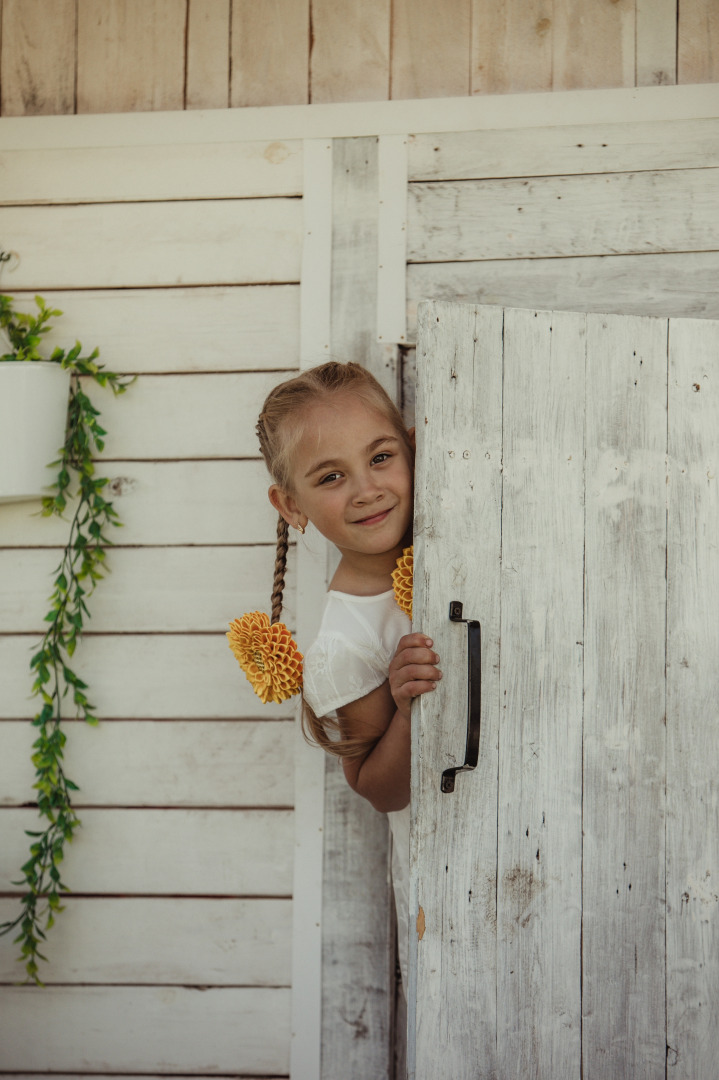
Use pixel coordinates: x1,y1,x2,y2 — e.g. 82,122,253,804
227,611,303,704
392,545,413,619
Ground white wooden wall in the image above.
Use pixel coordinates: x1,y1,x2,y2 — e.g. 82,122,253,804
0,137,302,1078
1,84,718,1079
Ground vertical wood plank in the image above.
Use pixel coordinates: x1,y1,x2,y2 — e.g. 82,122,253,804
411,302,504,1080
77,0,187,114
331,136,398,399
321,764,394,1080
0,0,76,116
292,135,333,1080
391,0,470,99
583,312,668,1078
678,0,719,84
636,0,677,86
377,134,408,346
186,0,230,109
666,317,719,1080
320,133,397,1079
310,0,390,104
551,0,635,90
230,0,309,107
472,0,553,95
496,308,585,1076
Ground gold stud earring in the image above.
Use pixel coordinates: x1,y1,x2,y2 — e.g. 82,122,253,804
295,521,305,535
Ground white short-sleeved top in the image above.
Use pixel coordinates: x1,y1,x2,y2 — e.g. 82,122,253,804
303,588,412,990
302,589,411,717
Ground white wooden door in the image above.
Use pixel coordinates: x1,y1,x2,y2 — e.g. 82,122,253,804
409,302,719,1079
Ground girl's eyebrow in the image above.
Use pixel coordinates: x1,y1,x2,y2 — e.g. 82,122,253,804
304,435,399,478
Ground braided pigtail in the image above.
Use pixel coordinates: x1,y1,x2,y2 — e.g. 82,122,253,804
270,514,289,625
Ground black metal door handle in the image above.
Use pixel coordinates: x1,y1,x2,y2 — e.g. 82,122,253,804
441,601,482,793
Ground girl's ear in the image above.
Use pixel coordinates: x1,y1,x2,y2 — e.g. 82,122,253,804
407,427,416,451
268,484,304,528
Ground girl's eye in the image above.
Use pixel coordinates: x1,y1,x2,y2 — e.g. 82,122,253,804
371,452,392,465
318,471,341,485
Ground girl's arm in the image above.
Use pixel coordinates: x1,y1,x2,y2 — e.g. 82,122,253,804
339,634,441,813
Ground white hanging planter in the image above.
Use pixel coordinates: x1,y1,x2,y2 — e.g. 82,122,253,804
0,361,71,504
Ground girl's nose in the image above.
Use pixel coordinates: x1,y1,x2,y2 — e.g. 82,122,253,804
351,471,382,504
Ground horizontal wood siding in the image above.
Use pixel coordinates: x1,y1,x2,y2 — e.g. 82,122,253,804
0,720,294,806
0,146,301,1077
1,809,293,894
1,0,716,117
408,170,719,262
0,897,291,985
404,118,719,345
0,986,290,1073
1,201,302,288
5,287,300,374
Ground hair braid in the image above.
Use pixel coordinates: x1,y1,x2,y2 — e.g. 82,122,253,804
270,514,289,624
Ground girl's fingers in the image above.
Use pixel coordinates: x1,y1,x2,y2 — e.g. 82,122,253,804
392,647,440,669
393,664,442,688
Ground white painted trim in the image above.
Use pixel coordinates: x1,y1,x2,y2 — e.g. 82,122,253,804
377,135,409,345
1,84,717,150
300,140,333,365
291,138,334,1080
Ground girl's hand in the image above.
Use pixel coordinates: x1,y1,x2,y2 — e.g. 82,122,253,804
389,633,442,721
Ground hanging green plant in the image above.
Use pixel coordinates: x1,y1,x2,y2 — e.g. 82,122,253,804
0,288,133,984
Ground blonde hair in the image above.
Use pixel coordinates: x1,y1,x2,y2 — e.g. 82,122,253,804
257,361,411,760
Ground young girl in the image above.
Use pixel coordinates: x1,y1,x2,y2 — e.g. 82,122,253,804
255,360,442,988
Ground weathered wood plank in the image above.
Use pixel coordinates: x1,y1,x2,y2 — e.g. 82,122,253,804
407,169,719,262
310,0,390,104
666,316,719,1079
551,0,635,90
0,809,293,894
471,0,553,95
637,0,677,86
0,139,303,203
0,897,291,985
411,302,504,1078
0,719,294,807
331,137,397,397
321,760,394,1080
0,986,289,1073
408,117,719,181
320,135,397,1080
407,252,719,338
0,633,296,719
582,312,668,1077
0,199,302,288
0,546,296,633
496,308,584,1075
0,461,281,546
76,0,186,114
391,0,470,99
230,0,309,107
0,0,76,116
472,0,635,94
6,286,300,373
86,372,292,459
186,0,230,110
678,0,719,84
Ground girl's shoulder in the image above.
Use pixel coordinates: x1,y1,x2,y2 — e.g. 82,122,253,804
320,588,402,638
303,591,409,716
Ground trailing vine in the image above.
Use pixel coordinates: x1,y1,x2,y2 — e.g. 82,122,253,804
0,291,133,983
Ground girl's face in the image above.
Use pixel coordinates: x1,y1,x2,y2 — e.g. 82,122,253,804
270,394,414,564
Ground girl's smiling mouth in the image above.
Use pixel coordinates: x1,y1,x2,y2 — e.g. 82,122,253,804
353,507,393,526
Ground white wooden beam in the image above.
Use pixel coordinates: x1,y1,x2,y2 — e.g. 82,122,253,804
291,136,334,1080
1,84,717,150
